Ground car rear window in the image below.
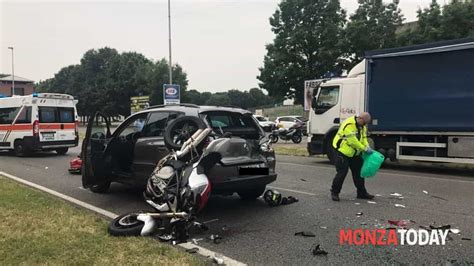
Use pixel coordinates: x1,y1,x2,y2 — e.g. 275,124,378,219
202,111,262,139
39,107,75,123
39,107,57,123
59,108,75,123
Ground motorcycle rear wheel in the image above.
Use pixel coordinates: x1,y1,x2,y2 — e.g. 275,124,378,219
292,134,302,144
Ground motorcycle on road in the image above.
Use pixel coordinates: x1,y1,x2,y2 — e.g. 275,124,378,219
107,116,220,241
269,123,303,144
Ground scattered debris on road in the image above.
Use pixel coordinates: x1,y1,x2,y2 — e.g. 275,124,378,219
390,193,402,197
461,237,471,241
295,231,316,237
263,189,298,207
450,229,460,234
394,204,406,208
430,224,451,230
355,202,361,205
209,234,222,244
356,212,363,217
312,244,328,256
320,226,327,229
300,178,307,182
388,220,414,227
185,247,199,253
368,201,377,204
212,254,224,265
430,195,448,201
423,190,429,194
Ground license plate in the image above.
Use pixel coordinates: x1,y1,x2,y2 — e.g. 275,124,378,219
42,133,55,141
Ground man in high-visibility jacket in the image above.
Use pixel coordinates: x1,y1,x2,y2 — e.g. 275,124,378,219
330,112,375,201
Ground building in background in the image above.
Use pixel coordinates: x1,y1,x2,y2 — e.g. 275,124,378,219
0,75,35,96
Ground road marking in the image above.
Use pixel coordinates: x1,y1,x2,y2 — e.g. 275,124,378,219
0,171,246,266
278,162,474,184
267,185,316,196
203,218,219,224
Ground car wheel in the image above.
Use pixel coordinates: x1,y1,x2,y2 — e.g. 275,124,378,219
108,212,145,236
55,148,69,155
14,140,29,157
89,181,111,193
164,116,206,151
238,186,266,201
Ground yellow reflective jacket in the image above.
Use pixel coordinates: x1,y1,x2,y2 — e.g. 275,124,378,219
332,116,369,157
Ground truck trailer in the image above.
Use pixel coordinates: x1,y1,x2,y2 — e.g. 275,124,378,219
307,38,474,164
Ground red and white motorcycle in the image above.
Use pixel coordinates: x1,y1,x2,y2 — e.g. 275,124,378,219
108,116,221,241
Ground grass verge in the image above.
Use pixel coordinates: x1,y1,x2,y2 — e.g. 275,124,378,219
273,146,309,157
0,176,203,265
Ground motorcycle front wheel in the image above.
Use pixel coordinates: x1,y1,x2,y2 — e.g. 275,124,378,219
269,135,279,143
108,212,145,236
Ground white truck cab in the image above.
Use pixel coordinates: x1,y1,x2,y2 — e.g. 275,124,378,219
307,61,366,163
0,93,79,156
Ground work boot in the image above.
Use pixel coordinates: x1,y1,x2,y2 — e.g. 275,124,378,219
357,193,375,200
331,192,340,201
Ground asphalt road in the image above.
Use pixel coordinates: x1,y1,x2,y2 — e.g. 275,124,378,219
1,147,473,265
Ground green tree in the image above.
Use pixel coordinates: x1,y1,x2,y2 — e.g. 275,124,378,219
346,0,404,65
397,0,474,45
205,93,231,106
258,0,347,104
147,59,188,106
37,48,188,116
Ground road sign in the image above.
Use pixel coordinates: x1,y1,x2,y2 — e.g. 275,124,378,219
130,95,150,114
163,84,180,105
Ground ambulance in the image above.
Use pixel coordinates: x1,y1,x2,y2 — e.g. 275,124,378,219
0,93,79,156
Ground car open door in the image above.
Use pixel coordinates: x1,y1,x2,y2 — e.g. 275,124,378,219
81,112,111,189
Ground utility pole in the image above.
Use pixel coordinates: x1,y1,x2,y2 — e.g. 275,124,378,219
8,47,15,95
168,0,173,85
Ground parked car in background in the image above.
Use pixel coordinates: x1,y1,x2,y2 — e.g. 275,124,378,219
81,104,277,200
253,115,275,132
275,116,307,135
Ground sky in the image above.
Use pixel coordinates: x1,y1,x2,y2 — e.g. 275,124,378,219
1,0,435,92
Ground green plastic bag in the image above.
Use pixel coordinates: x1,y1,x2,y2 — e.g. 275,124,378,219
361,151,385,178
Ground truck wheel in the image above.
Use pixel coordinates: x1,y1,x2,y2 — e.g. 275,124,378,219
55,148,69,155
14,140,29,157
238,186,266,201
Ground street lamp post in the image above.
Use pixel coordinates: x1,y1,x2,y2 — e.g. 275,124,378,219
168,0,172,85
8,47,15,96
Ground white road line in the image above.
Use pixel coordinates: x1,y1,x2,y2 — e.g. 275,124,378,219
267,185,316,196
203,218,219,224
278,162,474,184
0,171,246,266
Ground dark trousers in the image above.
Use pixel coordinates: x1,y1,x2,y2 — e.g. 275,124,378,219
331,151,367,195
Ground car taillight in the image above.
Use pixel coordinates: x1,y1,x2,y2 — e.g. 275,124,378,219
33,120,39,137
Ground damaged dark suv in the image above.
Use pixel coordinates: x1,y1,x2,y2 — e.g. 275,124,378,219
82,104,277,199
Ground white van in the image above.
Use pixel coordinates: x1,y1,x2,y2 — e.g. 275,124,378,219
0,93,79,156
